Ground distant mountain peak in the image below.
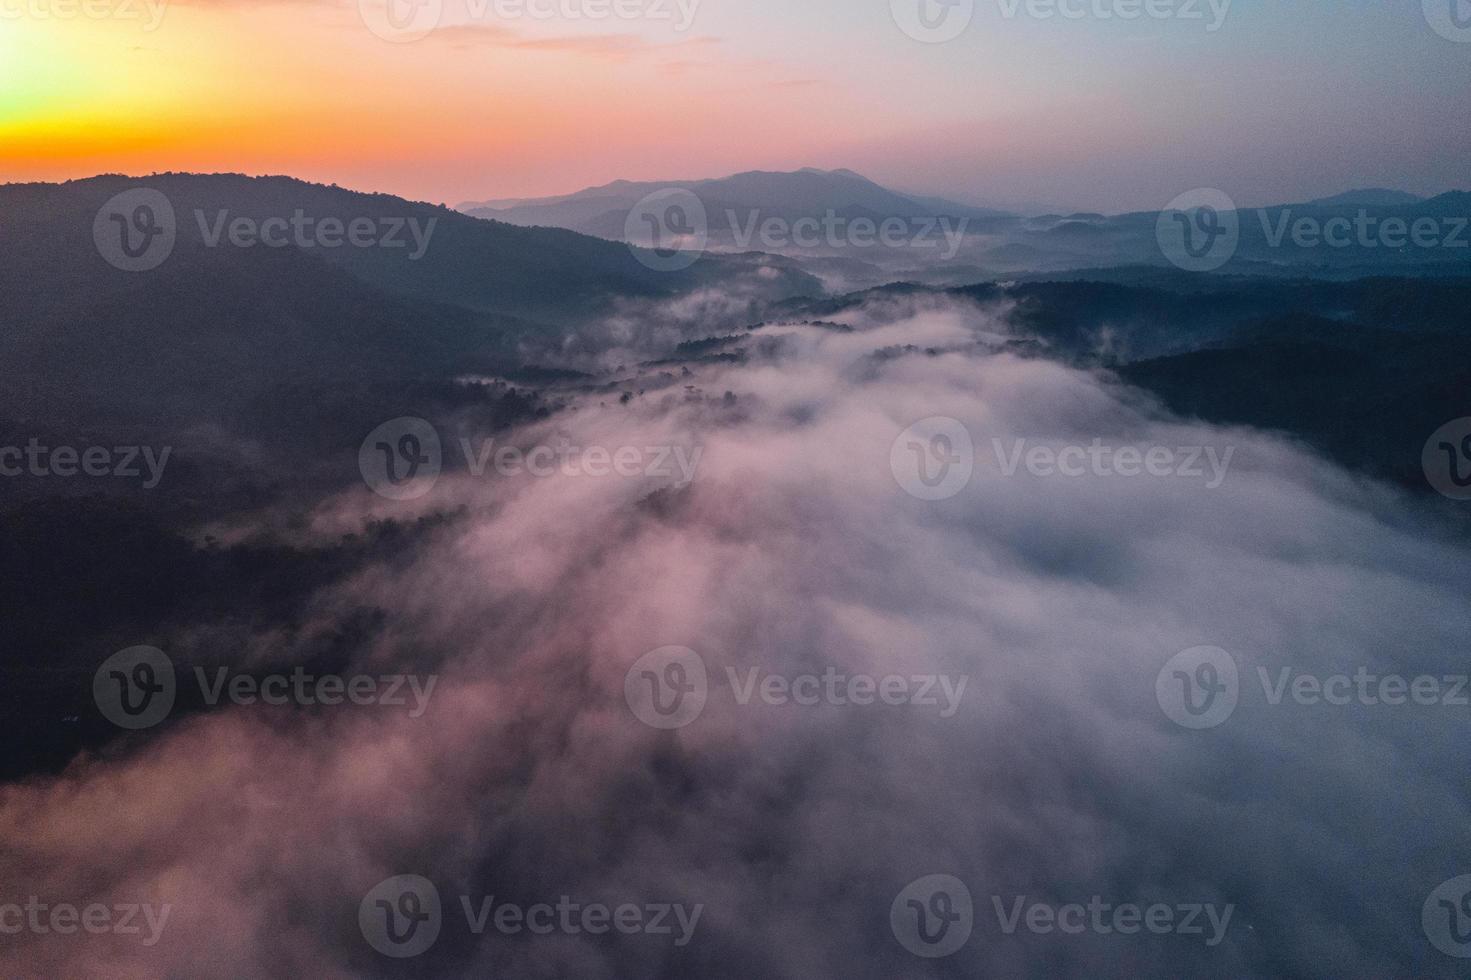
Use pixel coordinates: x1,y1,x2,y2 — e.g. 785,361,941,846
796,167,868,180
457,168,1015,237
1306,188,1425,208
709,167,873,184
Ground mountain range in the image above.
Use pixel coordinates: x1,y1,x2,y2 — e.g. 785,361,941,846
5,170,1467,500
4,173,820,322
0,173,821,505
459,167,1013,240
456,169,1470,286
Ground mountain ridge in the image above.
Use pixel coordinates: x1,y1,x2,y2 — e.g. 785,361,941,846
457,168,1015,239
3,172,822,321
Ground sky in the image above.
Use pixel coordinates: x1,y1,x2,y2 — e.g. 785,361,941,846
1,0,1468,212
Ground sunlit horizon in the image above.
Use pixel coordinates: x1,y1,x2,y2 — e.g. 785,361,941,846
5,0,1468,212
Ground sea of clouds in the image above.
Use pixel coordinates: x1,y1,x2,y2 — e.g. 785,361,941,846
2,296,1468,978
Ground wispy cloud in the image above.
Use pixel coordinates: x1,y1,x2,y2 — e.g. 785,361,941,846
429,23,719,61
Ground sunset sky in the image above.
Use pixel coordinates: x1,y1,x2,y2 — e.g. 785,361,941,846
3,0,1468,211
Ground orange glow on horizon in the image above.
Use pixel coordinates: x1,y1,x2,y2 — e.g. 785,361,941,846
0,0,894,202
